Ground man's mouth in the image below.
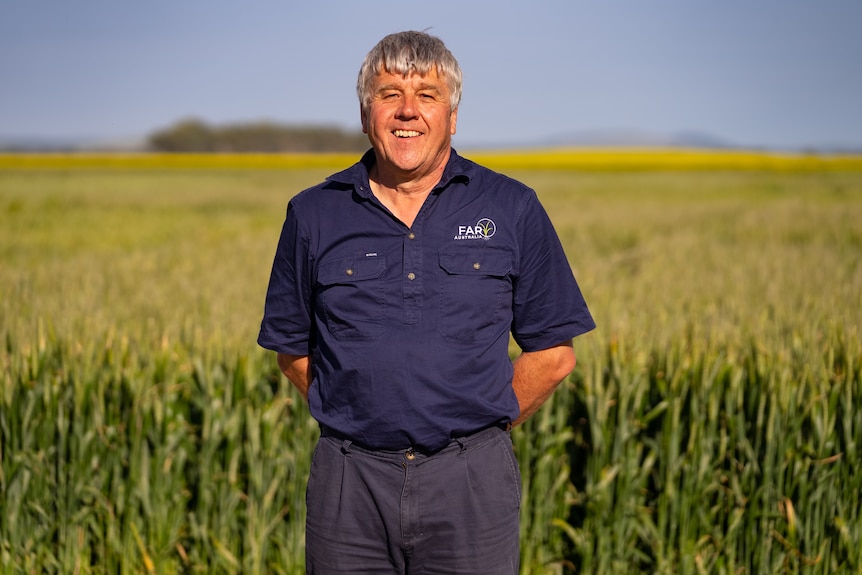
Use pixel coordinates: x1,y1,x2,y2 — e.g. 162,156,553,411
393,130,422,138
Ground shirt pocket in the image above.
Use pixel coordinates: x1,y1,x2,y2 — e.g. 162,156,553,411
438,248,513,343
317,256,387,341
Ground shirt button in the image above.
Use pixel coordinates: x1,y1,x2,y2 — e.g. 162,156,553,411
473,262,481,270
346,268,354,276
408,232,416,240
407,272,416,280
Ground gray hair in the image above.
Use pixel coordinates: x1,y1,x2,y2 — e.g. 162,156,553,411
357,31,463,113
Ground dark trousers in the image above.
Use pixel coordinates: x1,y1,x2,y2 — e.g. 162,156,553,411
305,425,521,575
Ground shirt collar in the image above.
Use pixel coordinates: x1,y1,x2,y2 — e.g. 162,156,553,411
328,148,473,198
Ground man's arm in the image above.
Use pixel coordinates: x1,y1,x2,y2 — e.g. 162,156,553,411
511,341,576,427
277,353,311,401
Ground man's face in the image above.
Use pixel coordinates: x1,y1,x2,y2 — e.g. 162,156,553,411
361,67,458,179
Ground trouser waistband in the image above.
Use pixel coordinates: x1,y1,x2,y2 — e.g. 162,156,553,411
318,422,511,457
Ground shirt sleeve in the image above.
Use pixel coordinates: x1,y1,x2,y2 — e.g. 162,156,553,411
257,202,314,355
510,190,596,351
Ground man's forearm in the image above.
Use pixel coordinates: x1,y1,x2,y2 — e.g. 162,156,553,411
511,341,576,427
277,353,311,401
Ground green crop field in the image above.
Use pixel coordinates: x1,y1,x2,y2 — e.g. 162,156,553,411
1,151,860,574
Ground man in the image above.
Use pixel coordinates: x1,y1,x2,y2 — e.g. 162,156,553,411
259,31,595,575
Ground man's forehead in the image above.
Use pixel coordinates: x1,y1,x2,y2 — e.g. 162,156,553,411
374,66,444,85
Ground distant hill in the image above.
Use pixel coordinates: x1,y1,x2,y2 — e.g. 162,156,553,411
530,130,861,154
0,136,146,153
539,129,736,149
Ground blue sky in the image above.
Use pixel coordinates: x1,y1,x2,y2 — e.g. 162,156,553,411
2,0,861,150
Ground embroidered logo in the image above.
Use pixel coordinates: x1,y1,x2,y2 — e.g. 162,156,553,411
454,217,496,241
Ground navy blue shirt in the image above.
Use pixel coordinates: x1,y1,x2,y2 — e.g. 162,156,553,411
259,149,595,451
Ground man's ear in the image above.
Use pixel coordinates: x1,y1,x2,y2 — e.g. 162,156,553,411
360,104,368,134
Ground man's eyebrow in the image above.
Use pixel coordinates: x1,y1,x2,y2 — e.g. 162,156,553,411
375,84,400,93
374,82,443,94
415,82,443,92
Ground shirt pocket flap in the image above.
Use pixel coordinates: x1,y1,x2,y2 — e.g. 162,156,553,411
439,249,513,277
318,256,386,285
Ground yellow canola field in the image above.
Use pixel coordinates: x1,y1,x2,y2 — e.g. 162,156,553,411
0,152,358,171
2,148,862,172
468,147,862,172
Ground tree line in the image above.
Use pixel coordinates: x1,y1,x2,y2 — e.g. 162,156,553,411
148,119,369,153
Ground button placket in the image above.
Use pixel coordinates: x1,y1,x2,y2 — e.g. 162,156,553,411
402,227,422,324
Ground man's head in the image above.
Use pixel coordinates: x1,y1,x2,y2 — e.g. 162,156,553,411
357,31,462,116
357,31,462,182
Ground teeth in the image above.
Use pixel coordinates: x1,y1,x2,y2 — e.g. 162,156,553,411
394,130,421,138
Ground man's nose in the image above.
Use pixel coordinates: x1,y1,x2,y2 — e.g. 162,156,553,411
396,94,419,119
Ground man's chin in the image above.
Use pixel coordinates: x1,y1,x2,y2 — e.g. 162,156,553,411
383,150,427,172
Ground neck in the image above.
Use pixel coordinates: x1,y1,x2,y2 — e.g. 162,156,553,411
369,162,448,228
370,166,439,199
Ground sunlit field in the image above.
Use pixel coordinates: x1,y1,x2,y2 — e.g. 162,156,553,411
1,150,860,573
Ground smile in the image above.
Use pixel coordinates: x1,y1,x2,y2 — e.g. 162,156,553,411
393,130,422,138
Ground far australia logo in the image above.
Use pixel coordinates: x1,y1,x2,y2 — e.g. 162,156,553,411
454,217,496,241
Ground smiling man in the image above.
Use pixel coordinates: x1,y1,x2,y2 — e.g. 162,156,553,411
258,31,595,575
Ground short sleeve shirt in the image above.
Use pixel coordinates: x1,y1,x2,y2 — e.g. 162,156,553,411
258,149,595,451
